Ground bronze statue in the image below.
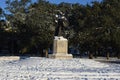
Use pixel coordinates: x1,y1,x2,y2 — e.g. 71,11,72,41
54,10,68,36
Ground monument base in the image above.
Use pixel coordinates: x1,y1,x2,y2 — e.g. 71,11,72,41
49,54,73,59
49,36,73,59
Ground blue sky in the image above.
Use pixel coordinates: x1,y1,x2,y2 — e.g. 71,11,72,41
46,0,102,4
0,0,102,10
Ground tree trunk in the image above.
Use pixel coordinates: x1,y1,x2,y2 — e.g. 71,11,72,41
94,51,97,58
89,52,93,59
107,52,110,60
117,53,120,59
45,49,48,58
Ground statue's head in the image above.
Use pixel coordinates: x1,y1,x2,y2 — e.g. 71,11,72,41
55,10,68,26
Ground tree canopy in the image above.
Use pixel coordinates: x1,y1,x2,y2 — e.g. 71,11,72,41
0,0,120,58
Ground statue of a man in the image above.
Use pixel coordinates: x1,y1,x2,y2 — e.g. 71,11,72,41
54,10,67,37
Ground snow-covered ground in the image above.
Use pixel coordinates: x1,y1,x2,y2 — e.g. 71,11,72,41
0,57,120,80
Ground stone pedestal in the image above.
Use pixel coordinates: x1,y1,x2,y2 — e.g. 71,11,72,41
49,36,73,59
